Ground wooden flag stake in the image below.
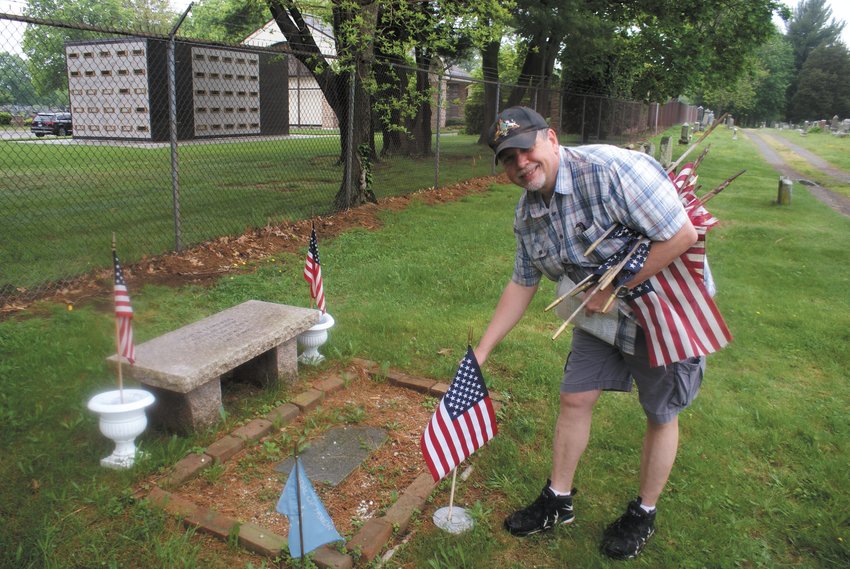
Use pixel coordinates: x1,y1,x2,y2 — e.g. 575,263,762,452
583,223,619,257
293,445,305,568
699,169,746,204
114,317,125,403
597,238,648,291
552,292,595,340
693,145,711,171
545,273,596,312
552,238,648,341
447,467,458,522
433,466,473,533
112,232,124,403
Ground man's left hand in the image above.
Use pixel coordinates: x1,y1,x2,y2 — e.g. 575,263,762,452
583,283,616,316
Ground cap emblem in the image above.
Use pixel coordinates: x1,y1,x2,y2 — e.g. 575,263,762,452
494,118,521,142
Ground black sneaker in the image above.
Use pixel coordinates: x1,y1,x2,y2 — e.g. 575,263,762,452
504,481,576,536
600,498,656,560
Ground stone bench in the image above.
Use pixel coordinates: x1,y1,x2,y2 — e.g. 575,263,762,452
108,300,320,433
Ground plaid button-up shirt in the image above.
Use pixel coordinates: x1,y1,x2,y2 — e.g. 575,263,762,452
512,144,689,354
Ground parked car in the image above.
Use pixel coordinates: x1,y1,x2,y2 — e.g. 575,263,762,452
31,112,72,137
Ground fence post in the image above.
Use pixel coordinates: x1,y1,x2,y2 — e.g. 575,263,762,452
434,71,442,190
167,5,192,252
167,42,181,252
345,70,355,208
559,90,565,135
580,95,586,143
491,82,501,176
596,97,603,141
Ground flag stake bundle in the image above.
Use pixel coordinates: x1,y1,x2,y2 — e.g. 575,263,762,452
546,156,741,367
420,344,497,530
303,223,326,313
111,233,135,402
276,448,343,562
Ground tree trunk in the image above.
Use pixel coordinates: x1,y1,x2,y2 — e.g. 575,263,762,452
506,41,538,108
267,0,378,210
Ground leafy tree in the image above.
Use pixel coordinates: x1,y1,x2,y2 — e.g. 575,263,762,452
372,0,446,158
465,3,512,144
127,0,177,31
266,0,379,209
0,53,37,106
22,0,174,96
694,27,794,126
505,0,574,110
371,1,503,157
181,0,270,43
785,0,844,71
561,0,785,103
788,42,850,121
266,0,506,207
783,0,845,118
748,32,794,124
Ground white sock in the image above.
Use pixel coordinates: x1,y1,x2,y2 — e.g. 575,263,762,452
549,486,571,497
639,502,656,513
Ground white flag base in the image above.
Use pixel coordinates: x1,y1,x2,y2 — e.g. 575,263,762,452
432,506,474,534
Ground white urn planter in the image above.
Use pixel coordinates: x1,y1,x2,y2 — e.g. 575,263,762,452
297,312,335,365
87,389,155,469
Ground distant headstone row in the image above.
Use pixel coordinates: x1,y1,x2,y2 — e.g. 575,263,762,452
776,116,848,136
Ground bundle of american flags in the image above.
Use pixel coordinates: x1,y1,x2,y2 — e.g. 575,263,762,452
549,160,742,368
611,161,733,367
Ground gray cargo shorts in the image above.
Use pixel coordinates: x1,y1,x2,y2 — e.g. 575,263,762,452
561,329,705,423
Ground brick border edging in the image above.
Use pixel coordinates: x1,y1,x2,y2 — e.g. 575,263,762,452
142,358,451,568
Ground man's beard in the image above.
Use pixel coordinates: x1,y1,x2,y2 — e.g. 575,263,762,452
518,165,546,192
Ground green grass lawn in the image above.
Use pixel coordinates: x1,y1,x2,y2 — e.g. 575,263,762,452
767,128,850,199
0,133,493,293
772,127,850,172
0,127,847,568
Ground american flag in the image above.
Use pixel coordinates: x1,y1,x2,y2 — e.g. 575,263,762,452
303,225,326,313
669,162,696,192
672,162,718,229
624,238,732,367
112,249,135,364
420,347,497,482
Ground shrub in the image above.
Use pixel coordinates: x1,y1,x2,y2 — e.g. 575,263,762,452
0,112,11,125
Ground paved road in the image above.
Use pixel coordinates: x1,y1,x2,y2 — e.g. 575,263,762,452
742,129,850,218
760,131,850,185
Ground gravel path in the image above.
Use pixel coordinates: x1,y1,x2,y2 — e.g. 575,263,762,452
741,129,850,218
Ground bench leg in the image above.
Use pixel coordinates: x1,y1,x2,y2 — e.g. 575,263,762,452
276,337,299,381
143,381,223,434
233,348,280,387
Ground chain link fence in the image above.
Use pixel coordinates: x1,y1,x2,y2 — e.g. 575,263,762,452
1,12,694,308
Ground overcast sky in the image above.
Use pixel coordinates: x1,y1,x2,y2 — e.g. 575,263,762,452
2,0,850,58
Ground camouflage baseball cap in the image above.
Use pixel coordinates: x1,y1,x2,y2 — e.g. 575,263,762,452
488,106,550,163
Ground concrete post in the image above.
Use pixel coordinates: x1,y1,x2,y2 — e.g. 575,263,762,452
777,177,792,205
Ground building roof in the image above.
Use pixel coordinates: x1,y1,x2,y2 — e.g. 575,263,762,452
445,65,473,84
242,14,336,58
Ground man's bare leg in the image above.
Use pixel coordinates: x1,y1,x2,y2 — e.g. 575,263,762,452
638,416,679,506
550,389,601,493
